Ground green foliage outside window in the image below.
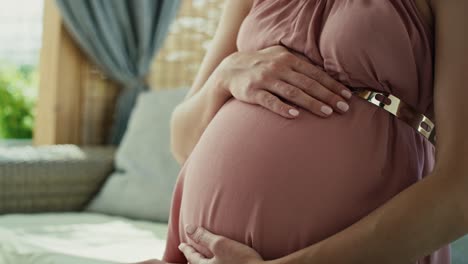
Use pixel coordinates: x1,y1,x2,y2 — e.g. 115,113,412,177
0,63,37,139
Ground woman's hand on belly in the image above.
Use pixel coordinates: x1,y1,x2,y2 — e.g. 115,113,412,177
214,45,353,119
178,225,265,264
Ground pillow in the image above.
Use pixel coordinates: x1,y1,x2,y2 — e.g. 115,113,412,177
87,87,189,222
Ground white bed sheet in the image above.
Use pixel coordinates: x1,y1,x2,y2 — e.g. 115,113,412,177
0,213,168,264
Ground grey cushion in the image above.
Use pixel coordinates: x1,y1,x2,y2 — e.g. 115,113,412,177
87,87,189,222
0,145,115,213
452,235,468,264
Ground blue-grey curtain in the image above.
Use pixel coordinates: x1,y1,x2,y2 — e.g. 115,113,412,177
55,0,181,145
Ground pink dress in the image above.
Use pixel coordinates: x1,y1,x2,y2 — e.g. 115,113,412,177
162,0,450,263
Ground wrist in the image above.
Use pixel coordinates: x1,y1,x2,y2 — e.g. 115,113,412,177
205,67,231,101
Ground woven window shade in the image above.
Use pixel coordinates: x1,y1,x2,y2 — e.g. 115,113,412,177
81,63,120,145
80,0,224,144
149,0,224,90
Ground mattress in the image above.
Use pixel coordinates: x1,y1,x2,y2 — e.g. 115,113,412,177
0,213,168,264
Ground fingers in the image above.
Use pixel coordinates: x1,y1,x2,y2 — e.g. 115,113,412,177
233,45,352,119
185,225,222,254
261,47,352,116
264,81,336,117
178,243,209,264
184,225,236,257
290,56,353,100
253,89,302,118
279,71,350,115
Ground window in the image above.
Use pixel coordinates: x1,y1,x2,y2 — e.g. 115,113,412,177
0,0,44,141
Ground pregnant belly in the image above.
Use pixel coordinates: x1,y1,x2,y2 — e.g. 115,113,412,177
179,96,418,260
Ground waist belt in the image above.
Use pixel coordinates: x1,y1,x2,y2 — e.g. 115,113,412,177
350,87,437,146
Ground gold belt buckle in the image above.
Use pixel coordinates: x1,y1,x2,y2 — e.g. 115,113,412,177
352,88,437,145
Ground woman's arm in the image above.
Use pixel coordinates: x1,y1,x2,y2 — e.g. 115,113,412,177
177,1,468,264
170,0,253,165
271,1,468,263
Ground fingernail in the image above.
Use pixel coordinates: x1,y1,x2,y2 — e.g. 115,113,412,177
337,101,349,112
178,243,185,250
342,90,352,99
185,224,196,235
321,105,333,115
289,108,299,116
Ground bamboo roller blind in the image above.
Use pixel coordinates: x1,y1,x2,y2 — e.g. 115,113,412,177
149,0,224,90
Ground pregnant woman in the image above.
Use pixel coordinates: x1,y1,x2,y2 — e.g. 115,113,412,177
144,0,468,263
